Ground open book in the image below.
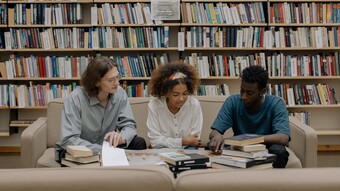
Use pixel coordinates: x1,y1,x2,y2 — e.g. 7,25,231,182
101,141,129,167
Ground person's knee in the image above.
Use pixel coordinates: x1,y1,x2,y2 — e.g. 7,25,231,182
134,136,147,150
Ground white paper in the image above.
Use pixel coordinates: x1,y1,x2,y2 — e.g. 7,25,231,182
101,141,129,167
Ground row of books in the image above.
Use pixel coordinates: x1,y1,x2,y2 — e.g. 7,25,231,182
181,26,265,48
114,53,169,78
289,112,311,126
10,3,82,25
197,84,230,96
4,25,170,50
93,3,162,25
0,56,90,79
267,53,340,77
270,2,340,24
183,53,266,78
1,82,77,107
0,4,7,25
3,26,340,49
2,53,340,80
182,2,266,24
121,81,149,98
267,83,338,106
268,26,340,49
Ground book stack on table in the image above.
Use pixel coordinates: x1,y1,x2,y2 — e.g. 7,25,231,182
61,145,100,167
212,134,276,169
159,152,210,177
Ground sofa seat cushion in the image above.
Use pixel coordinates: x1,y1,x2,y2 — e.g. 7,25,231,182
286,147,302,168
37,148,61,168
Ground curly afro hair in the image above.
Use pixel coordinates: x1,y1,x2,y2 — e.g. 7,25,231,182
148,61,200,98
241,65,268,90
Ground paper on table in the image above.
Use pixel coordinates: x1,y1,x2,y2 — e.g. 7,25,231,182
101,141,129,167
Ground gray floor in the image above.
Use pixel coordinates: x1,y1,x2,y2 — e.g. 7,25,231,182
0,151,340,169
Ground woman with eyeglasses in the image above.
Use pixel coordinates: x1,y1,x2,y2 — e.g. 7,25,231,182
58,57,146,157
147,61,203,149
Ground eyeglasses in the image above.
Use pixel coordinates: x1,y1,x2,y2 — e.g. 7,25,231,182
107,74,122,84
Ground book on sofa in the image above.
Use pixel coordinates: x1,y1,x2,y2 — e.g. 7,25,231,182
224,134,264,147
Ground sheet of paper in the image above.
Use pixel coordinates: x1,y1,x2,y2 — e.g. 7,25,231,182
101,141,129,167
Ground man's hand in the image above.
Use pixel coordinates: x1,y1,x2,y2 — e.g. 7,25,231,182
209,130,224,154
104,131,126,147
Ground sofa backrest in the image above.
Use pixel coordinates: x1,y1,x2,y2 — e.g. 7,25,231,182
194,96,232,145
129,97,152,147
47,98,64,148
0,166,174,191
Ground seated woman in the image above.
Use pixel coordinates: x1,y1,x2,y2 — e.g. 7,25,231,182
147,61,202,149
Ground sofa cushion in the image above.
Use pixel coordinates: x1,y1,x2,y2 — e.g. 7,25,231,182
286,147,302,168
37,148,61,168
0,166,174,191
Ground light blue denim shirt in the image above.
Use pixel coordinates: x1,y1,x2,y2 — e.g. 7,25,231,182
60,86,137,154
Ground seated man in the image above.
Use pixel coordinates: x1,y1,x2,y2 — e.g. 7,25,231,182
58,57,146,159
208,65,290,168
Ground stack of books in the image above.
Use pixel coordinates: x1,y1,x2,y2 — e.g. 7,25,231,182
159,152,210,177
61,145,100,167
212,134,276,169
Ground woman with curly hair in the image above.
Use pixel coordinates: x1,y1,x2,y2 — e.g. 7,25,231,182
147,61,203,149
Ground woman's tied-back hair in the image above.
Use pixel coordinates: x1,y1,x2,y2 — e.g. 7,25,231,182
80,57,118,96
241,65,269,90
148,61,200,98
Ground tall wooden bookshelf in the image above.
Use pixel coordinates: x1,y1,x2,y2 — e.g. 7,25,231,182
0,0,340,152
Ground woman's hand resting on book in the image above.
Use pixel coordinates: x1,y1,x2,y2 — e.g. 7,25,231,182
104,131,126,147
182,134,201,147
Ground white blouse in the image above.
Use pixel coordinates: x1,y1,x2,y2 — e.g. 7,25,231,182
147,96,203,149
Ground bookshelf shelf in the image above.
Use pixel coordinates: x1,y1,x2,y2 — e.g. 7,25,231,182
8,24,95,28
9,106,48,109
7,0,93,4
10,124,30,127
317,130,340,136
180,23,267,27
287,104,340,109
269,23,340,27
270,76,340,80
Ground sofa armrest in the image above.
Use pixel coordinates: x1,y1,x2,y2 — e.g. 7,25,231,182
288,116,317,168
21,117,48,168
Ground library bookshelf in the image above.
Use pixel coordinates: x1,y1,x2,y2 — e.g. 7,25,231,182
1,0,340,152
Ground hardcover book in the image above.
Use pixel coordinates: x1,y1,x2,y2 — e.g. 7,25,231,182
224,134,264,146
231,143,266,152
222,147,269,158
66,145,93,158
159,152,209,166
168,162,211,172
61,159,100,168
213,154,276,168
65,153,99,164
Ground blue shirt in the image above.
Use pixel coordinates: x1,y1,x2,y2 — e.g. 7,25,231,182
60,86,137,154
211,94,290,137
